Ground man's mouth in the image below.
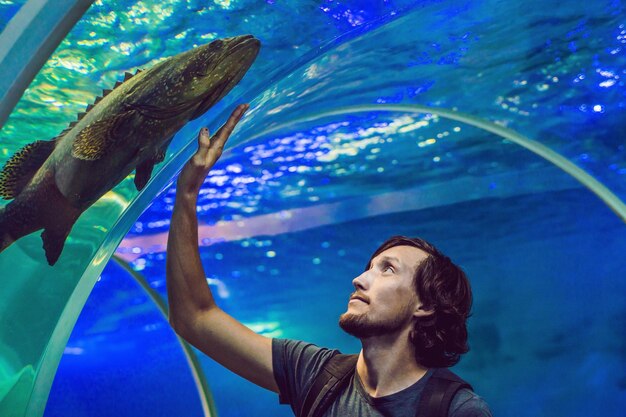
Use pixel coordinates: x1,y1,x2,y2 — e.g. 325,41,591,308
349,293,369,304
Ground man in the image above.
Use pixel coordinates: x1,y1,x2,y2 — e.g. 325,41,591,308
167,104,492,416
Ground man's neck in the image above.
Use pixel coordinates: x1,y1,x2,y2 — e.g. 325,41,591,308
356,330,429,398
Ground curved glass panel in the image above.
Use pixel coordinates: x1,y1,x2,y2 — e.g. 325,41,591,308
0,1,624,417
44,260,206,417
0,1,26,32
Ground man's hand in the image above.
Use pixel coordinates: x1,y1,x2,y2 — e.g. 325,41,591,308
177,103,249,197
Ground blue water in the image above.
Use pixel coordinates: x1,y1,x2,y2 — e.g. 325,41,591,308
0,0,625,416
44,260,205,417
46,186,626,417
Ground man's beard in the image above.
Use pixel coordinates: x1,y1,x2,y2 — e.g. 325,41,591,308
338,306,414,339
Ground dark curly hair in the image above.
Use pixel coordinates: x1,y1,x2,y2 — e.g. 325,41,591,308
367,236,472,368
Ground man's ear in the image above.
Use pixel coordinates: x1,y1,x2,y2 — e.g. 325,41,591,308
413,304,435,318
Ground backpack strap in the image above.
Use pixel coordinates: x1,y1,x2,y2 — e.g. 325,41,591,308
300,353,358,417
301,356,472,417
416,368,473,417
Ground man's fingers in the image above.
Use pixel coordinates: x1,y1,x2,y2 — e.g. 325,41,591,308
212,103,249,147
194,127,211,159
198,127,210,145
191,104,249,166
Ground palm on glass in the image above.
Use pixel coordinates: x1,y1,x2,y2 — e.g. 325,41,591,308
177,104,249,197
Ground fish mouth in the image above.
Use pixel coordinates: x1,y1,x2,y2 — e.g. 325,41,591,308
129,35,260,121
189,36,260,120
195,35,260,77
221,34,260,60
230,34,260,50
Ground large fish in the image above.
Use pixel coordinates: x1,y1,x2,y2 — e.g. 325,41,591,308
0,34,260,265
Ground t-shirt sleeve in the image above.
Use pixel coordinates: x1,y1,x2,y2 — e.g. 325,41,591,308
272,338,339,415
448,388,493,417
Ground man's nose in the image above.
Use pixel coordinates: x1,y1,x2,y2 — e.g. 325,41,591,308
352,271,368,290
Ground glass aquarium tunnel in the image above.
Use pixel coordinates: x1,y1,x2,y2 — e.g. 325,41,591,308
1,1,625,416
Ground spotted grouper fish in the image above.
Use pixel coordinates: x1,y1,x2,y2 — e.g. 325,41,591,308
0,34,260,265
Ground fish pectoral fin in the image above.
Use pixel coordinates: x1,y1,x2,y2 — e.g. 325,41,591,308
41,226,70,266
40,210,80,266
134,158,157,191
71,110,135,161
134,136,172,191
0,140,55,200
154,146,167,164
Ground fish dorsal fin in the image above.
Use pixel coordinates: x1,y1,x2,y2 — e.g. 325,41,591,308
54,127,72,140
0,140,56,199
107,70,139,93
69,111,87,130
66,70,141,136
135,69,143,75
71,110,136,161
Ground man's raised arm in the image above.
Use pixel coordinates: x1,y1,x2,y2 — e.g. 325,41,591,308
166,104,278,393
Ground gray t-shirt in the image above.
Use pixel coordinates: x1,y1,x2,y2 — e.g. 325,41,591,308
272,338,492,417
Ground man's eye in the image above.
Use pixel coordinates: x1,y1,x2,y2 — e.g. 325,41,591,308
382,264,394,273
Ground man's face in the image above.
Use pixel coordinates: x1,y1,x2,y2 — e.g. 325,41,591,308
339,245,429,339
